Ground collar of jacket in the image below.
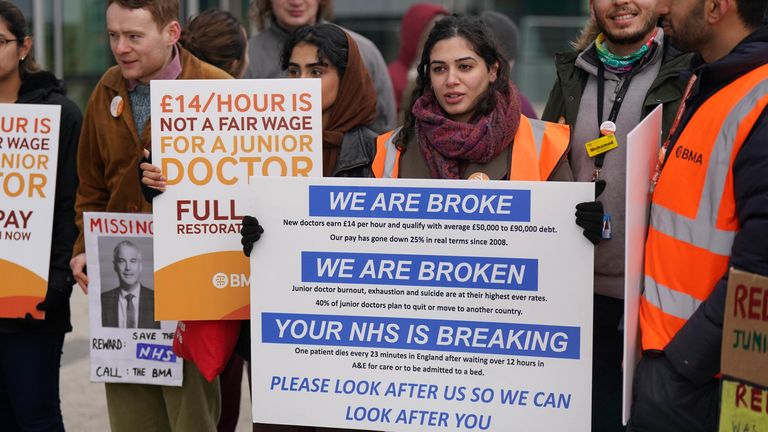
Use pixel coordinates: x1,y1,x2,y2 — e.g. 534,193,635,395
100,45,213,93
687,25,768,99
18,70,64,103
553,33,693,121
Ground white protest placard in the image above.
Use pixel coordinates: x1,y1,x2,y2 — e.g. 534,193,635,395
0,103,60,318
249,177,594,431
85,212,182,386
623,105,663,424
150,79,322,320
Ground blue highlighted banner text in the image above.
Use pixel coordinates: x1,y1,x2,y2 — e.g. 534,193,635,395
301,251,538,291
308,186,531,222
262,313,579,359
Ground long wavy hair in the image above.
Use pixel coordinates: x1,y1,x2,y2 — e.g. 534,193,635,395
398,15,510,149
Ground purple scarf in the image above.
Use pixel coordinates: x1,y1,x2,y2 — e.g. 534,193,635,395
412,87,521,179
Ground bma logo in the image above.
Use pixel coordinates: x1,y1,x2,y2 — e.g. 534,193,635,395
674,145,703,165
211,273,249,289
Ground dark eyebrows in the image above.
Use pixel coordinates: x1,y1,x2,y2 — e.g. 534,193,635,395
430,56,478,66
287,61,329,69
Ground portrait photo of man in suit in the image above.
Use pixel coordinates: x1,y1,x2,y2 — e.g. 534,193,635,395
101,240,160,329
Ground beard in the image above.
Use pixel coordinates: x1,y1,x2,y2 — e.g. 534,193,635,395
595,9,658,47
666,3,712,54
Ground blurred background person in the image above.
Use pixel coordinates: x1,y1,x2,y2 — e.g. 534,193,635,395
181,9,249,79
387,2,449,115
245,0,395,133
480,10,538,118
0,1,82,430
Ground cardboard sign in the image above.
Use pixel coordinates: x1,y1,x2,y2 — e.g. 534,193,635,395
722,268,768,386
0,103,60,318
248,177,594,431
150,79,322,320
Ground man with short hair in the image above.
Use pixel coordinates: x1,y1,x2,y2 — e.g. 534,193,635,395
101,240,160,329
70,0,227,430
542,1,692,430
245,0,396,133
628,0,768,430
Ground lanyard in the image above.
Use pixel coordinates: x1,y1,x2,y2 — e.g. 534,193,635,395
650,73,698,192
592,40,659,181
592,62,638,180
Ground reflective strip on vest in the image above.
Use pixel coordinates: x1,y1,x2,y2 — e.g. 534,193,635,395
643,275,703,321
372,118,569,180
641,65,768,350
373,127,401,178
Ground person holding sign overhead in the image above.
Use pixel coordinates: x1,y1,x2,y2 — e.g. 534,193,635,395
370,15,572,182
0,1,82,430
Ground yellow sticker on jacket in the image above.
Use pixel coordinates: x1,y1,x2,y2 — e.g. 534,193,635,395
585,134,619,158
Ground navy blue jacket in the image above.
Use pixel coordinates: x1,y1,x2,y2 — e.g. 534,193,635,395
664,26,768,385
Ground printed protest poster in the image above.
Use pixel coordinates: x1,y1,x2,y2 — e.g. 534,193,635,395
622,105,662,424
0,103,60,319
249,177,594,431
719,269,768,431
85,212,182,386
150,79,322,320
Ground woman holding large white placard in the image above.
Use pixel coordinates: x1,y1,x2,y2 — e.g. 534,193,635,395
0,1,82,430
372,15,572,182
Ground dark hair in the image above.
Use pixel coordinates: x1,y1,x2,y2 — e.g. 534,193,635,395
107,0,179,28
737,0,768,29
399,15,510,148
0,1,40,79
281,24,348,79
250,0,333,31
180,9,246,77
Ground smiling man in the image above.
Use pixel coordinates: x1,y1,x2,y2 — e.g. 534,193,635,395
542,0,692,430
70,0,229,430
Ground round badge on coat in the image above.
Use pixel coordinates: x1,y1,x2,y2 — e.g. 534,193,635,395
467,172,490,181
600,120,617,136
110,95,124,118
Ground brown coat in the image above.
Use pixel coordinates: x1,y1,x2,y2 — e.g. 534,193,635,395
73,47,231,255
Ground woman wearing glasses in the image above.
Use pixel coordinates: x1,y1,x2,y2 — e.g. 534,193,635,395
0,1,82,430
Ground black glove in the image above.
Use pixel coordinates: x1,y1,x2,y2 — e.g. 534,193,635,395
575,179,606,246
240,215,264,257
139,150,163,203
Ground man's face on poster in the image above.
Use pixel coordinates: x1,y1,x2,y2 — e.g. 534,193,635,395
114,244,143,288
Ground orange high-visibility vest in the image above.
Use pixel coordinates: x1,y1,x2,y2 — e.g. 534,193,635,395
371,115,570,180
640,64,768,351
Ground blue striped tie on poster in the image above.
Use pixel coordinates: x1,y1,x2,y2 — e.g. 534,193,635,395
247,177,594,431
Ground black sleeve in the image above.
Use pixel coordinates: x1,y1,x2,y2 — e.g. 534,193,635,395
49,96,83,288
664,108,768,385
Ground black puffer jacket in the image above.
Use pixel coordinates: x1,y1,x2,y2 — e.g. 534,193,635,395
663,25,768,384
0,71,82,334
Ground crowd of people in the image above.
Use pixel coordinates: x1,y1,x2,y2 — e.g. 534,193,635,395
0,0,767,431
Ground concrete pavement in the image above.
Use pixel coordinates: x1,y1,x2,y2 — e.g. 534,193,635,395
60,288,252,431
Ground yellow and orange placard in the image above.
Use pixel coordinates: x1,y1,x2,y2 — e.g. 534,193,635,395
150,79,322,320
719,269,768,431
0,104,60,319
